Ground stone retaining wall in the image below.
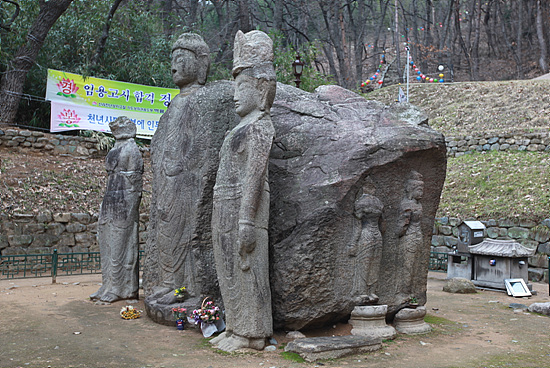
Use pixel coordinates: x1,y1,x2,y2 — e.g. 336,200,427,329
0,211,149,256
432,217,550,282
446,130,550,157
0,127,106,157
4,127,550,159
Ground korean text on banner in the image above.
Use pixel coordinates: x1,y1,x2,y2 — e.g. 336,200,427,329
51,101,160,138
45,69,179,139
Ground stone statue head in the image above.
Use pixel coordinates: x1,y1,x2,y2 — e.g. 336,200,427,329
110,116,136,140
232,30,276,117
405,170,424,200
171,33,210,88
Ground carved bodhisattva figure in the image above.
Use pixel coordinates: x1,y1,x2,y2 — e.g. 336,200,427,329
398,170,424,295
350,182,384,305
210,30,276,352
91,116,143,303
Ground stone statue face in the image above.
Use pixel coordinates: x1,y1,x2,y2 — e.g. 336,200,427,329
172,48,199,88
234,74,262,117
407,180,424,200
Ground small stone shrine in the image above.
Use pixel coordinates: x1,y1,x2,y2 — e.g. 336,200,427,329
90,116,143,303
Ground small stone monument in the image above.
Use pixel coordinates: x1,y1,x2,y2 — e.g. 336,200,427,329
349,305,396,340
210,30,276,352
90,116,143,303
393,306,432,335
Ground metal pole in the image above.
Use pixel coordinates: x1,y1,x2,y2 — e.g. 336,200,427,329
52,249,58,284
548,256,549,295
406,46,410,102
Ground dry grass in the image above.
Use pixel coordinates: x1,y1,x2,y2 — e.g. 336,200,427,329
368,80,550,221
366,80,550,136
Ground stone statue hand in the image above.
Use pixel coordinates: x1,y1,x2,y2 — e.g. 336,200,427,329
238,222,256,256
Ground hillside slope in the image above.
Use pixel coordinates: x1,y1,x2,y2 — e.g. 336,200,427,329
368,80,550,221
1,80,549,221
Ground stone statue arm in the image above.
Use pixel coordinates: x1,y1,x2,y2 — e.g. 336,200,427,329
398,205,412,237
238,122,273,256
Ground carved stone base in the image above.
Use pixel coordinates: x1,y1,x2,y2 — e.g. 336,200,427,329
393,306,432,335
349,305,396,340
144,289,200,326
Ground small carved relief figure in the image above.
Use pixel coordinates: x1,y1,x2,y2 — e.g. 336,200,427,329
349,180,384,305
398,170,424,294
210,30,276,352
144,33,210,302
90,116,143,303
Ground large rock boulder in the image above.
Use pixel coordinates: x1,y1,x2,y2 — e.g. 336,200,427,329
443,277,478,294
268,83,446,329
143,82,447,330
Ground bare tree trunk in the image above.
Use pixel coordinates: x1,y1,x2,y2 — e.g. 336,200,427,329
516,0,524,78
536,0,548,73
471,0,482,80
238,0,251,32
90,0,125,71
0,0,74,124
273,0,284,31
394,0,401,81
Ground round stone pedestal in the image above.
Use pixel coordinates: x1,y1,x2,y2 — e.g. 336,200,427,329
349,305,396,340
393,306,432,335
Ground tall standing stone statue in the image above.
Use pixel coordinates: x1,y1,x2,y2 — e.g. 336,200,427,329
90,116,143,303
210,30,276,352
143,33,239,324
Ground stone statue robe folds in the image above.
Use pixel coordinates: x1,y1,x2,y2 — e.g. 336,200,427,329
212,113,274,340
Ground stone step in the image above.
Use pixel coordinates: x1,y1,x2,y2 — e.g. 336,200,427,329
284,335,381,362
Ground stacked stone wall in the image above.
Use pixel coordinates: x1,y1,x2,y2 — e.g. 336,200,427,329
446,130,550,157
0,211,149,256
0,127,106,157
432,217,550,282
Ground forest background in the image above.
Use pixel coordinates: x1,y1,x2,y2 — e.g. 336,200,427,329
1,0,550,129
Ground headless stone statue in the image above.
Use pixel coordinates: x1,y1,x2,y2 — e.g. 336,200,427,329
210,30,276,352
398,170,424,296
90,116,143,303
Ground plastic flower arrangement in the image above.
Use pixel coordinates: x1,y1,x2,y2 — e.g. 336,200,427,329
172,307,187,320
192,300,221,325
174,286,187,299
120,305,141,320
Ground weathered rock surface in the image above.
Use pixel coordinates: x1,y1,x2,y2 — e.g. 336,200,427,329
528,302,550,315
269,83,446,329
443,277,478,294
284,336,381,362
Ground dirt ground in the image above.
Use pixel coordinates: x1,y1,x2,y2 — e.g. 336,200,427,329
1,273,550,368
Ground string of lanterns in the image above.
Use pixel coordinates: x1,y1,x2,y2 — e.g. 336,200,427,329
408,54,445,83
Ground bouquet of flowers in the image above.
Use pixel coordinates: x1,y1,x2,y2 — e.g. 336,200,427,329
172,307,187,321
192,299,221,325
174,286,187,299
120,305,141,320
